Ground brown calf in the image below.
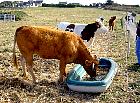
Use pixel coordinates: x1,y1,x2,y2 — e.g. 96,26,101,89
13,26,99,84
109,16,116,31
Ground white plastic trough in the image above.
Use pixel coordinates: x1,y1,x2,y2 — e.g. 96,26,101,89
66,58,118,93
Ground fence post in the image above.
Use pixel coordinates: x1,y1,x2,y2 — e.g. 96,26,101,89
11,15,12,21
13,15,15,21
4,14,6,21
127,30,131,56
123,16,129,101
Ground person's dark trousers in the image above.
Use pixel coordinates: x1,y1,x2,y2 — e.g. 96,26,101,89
136,36,140,65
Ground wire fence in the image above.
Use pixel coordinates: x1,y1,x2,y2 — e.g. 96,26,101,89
123,13,138,102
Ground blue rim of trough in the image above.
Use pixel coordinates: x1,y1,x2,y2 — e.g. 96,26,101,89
66,57,118,93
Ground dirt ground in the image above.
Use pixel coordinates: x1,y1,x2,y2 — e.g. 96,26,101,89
0,7,140,103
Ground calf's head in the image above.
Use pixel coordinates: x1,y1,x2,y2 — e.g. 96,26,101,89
111,16,116,21
83,55,99,77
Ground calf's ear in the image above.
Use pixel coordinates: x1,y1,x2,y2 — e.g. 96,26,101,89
93,55,99,65
85,60,92,66
93,55,97,58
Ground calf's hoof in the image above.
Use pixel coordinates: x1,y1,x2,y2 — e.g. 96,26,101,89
57,76,66,84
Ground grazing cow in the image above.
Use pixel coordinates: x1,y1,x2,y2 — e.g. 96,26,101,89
57,20,108,42
109,16,116,31
13,26,99,84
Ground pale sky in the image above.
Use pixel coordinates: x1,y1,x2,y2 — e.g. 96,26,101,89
43,0,140,5
0,0,140,5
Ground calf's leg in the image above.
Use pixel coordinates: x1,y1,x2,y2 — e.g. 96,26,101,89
112,22,114,31
58,59,67,83
21,51,36,84
109,25,111,31
20,55,26,77
25,55,36,83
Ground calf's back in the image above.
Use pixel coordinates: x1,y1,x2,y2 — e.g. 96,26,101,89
15,26,85,63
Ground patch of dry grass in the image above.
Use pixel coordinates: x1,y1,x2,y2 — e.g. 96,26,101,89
0,7,140,103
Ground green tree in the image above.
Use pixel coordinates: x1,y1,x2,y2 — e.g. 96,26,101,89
0,1,13,7
106,0,114,5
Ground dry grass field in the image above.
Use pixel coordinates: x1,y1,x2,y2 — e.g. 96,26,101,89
0,7,140,103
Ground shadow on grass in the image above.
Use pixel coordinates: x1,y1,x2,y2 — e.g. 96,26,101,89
127,64,140,72
0,77,35,92
38,79,101,96
0,77,101,101
127,64,140,96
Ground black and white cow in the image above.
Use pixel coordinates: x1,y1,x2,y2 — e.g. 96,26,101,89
57,19,108,42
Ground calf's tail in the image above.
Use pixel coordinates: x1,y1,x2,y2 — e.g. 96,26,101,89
13,26,26,70
13,32,18,70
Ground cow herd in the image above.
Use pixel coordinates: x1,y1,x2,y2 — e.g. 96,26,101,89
13,16,116,84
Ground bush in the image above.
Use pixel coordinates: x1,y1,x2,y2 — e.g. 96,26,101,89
42,3,76,8
11,11,28,21
104,5,140,14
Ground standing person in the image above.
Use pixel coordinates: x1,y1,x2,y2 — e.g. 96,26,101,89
135,20,140,66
